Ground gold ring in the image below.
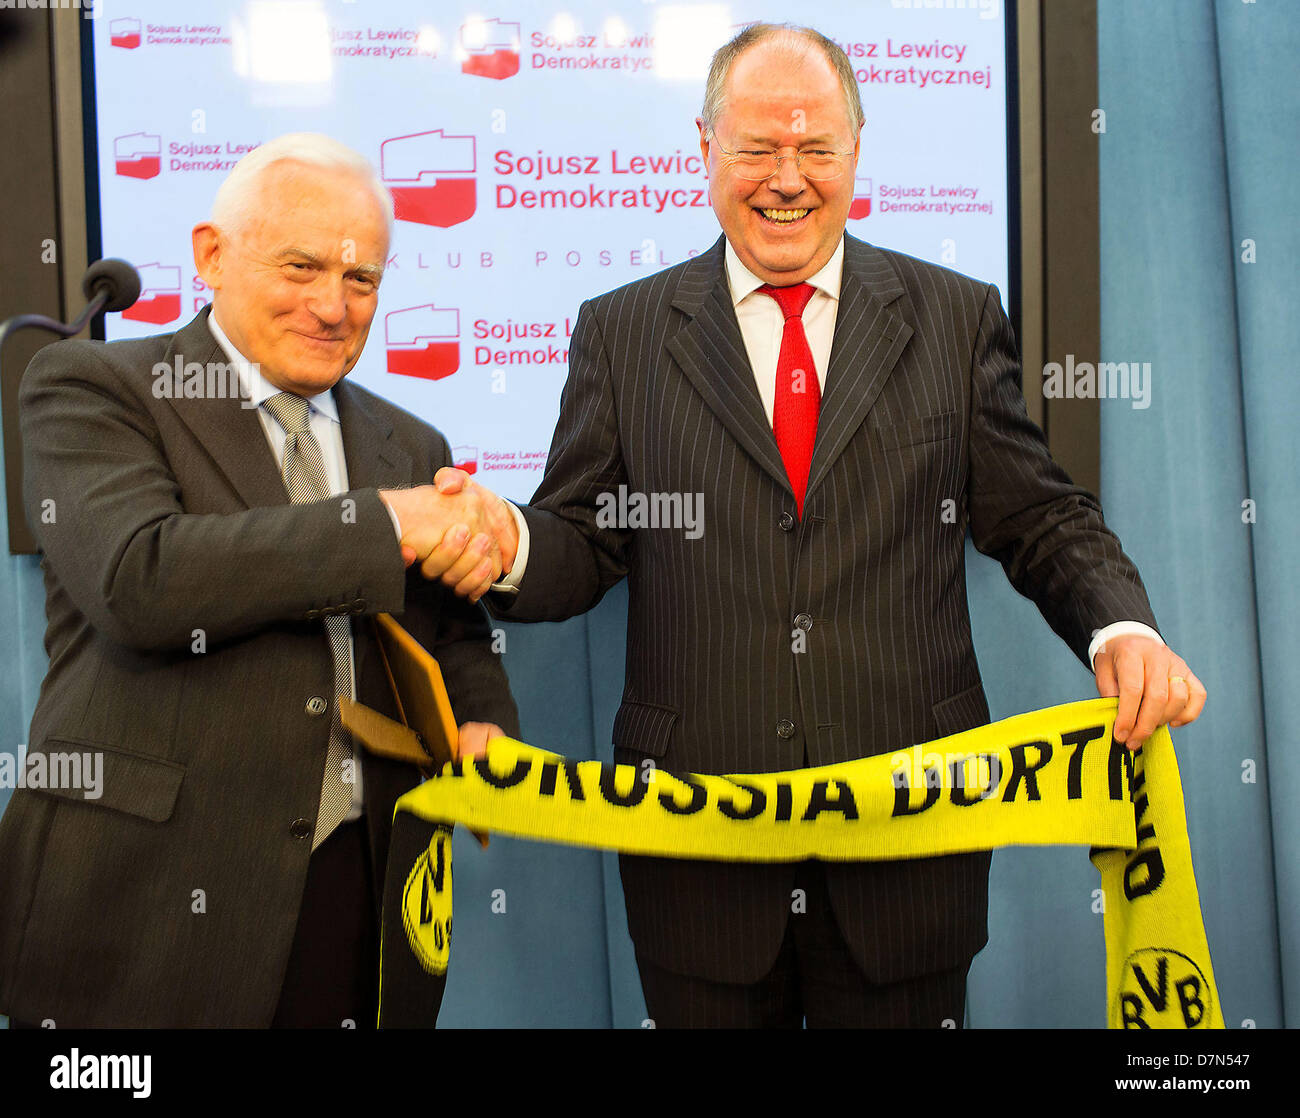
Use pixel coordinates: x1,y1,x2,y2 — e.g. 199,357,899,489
1169,676,1187,686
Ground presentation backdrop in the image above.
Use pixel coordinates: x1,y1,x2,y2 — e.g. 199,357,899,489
88,0,1009,502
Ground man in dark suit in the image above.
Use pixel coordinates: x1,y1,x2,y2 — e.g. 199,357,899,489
426,25,1208,1027
0,134,518,1028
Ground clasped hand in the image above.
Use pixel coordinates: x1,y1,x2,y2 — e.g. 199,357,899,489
380,468,518,602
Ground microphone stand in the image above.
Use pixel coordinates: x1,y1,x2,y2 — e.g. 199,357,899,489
2,259,141,553
0,287,112,351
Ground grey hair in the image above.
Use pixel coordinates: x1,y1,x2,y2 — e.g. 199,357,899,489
700,23,865,138
209,132,394,234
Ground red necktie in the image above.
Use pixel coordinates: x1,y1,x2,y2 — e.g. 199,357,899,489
758,282,821,516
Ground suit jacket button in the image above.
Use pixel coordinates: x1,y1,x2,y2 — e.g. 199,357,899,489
794,613,813,631
779,513,795,532
305,696,329,716
289,818,313,840
776,719,796,740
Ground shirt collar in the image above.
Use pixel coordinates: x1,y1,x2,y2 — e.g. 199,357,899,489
724,236,845,308
207,308,340,423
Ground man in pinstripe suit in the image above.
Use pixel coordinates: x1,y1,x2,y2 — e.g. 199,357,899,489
434,24,1207,1026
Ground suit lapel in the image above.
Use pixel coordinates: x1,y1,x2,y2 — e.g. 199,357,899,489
805,236,913,501
666,239,793,500
333,380,413,492
161,308,288,510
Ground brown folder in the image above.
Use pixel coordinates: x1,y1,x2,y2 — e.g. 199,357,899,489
339,613,489,846
338,612,459,771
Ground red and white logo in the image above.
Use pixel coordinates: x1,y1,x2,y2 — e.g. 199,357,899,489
114,133,161,180
110,18,142,49
459,18,520,80
850,175,872,220
385,304,460,380
122,263,182,325
451,446,479,474
380,130,476,228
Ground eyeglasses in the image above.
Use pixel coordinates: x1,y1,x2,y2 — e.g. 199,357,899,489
709,135,854,181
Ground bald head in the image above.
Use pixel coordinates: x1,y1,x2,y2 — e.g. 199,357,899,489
700,23,864,139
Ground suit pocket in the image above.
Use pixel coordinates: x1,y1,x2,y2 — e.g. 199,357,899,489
27,738,185,823
930,684,990,740
873,411,958,448
611,700,678,758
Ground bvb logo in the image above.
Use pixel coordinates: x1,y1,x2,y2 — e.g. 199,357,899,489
1116,948,1211,1029
402,828,453,976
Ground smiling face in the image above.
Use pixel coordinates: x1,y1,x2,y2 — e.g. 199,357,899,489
699,40,860,286
192,160,389,396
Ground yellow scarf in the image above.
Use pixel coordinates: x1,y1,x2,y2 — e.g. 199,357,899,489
379,698,1221,1028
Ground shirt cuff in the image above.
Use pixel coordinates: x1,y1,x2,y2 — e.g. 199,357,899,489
1087,622,1163,670
381,495,403,542
489,501,529,595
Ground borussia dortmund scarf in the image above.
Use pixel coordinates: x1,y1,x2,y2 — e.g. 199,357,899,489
378,698,1221,1029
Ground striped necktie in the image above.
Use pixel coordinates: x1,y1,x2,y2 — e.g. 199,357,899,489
262,391,354,851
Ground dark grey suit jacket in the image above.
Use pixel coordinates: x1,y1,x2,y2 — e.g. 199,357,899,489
497,234,1157,985
0,307,518,1026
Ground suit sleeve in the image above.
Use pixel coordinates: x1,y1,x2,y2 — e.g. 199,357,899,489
20,340,408,652
402,433,521,738
490,299,634,622
965,284,1159,667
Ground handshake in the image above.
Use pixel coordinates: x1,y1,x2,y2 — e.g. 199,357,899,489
380,468,518,603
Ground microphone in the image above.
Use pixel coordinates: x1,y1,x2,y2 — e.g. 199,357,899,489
81,257,142,316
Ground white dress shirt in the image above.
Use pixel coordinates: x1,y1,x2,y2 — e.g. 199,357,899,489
726,237,841,423
495,238,1160,666
208,311,365,821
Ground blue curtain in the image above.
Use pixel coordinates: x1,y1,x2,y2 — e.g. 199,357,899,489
0,550,45,823
1089,0,1296,1028
3,0,1294,1029
436,594,650,1028
0,547,46,1033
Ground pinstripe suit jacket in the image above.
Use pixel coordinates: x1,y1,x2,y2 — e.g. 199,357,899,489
498,234,1157,984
